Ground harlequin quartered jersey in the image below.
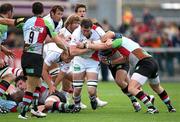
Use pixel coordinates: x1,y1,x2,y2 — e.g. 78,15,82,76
0,18,8,44
112,35,151,68
15,16,57,55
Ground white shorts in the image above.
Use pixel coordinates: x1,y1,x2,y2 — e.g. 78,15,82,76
131,73,160,85
73,56,99,74
60,62,71,73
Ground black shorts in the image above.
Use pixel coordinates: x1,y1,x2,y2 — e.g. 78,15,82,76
51,90,67,103
109,62,129,79
21,52,43,77
134,57,158,79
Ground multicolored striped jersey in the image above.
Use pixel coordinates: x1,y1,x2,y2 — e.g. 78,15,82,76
14,16,58,55
111,34,151,68
0,16,8,44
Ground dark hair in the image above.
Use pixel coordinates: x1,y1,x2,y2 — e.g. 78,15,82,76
32,2,44,15
0,3,13,14
14,76,27,86
81,18,93,29
74,3,86,13
50,5,64,14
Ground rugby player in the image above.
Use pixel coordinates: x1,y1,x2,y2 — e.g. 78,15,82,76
0,2,69,119
69,18,104,112
80,31,176,114
74,3,108,107
0,3,16,113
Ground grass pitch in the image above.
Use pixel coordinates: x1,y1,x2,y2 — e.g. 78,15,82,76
1,82,179,122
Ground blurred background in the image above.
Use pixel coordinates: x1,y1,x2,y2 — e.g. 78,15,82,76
0,0,180,81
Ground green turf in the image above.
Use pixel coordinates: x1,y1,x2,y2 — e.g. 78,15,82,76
1,82,179,122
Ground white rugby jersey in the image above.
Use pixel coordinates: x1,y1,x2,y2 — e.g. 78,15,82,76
59,27,72,37
70,26,102,58
43,42,63,59
44,51,62,66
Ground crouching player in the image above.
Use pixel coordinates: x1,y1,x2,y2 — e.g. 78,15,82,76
0,66,23,114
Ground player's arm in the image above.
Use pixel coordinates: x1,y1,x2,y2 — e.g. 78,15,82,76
0,18,15,26
42,54,58,94
42,63,56,94
70,45,90,56
44,20,68,52
0,17,26,29
42,63,53,87
87,36,123,50
111,56,128,65
100,31,116,42
0,45,15,58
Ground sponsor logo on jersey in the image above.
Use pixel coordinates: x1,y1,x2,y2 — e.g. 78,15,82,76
31,26,44,33
74,64,80,71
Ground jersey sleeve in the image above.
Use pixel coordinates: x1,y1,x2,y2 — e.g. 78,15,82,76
112,38,123,48
44,19,58,38
92,25,105,37
14,17,28,29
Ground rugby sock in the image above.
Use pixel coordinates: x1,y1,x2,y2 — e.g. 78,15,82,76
52,102,69,112
89,95,96,102
21,91,33,117
144,93,151,100
0,80,10,97
122,86,137,103
135,91,155,109
32,87,41,111
73,95,81,105
158,90,172,109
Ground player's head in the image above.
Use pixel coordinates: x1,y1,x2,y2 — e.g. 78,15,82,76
32,2,44,15
0,3,13,18
74,3,87,18
81,18,93,38
64,14,80,32
15,76,27,91
60,51,73,63
50,5,64,22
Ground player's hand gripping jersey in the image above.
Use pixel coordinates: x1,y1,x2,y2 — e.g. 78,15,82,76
70,26,102,59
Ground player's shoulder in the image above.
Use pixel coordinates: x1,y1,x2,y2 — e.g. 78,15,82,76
60,27,66,32
72,26,81,35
